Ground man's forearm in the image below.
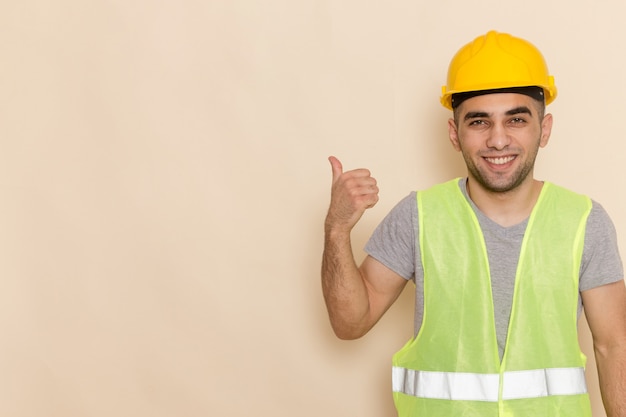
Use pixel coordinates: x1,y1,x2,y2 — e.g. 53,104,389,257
321,227,372,339
596,344,626,417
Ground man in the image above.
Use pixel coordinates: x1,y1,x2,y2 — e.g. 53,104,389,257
322,30,626,417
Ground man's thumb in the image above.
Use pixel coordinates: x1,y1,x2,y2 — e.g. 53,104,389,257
328,156,343,183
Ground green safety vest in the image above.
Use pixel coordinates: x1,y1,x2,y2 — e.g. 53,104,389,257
392,179,593,417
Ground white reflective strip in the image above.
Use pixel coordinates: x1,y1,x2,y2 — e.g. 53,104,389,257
393,367,587,402
392,367,499,402
502,367,587,400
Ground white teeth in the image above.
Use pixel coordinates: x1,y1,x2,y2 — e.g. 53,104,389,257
486,156,515,165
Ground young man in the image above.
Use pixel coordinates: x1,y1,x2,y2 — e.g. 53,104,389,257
322,30,626,417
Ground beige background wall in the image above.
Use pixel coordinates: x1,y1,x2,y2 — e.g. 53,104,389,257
1,1,624,416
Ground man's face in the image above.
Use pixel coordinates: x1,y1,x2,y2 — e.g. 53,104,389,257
448,93,552,194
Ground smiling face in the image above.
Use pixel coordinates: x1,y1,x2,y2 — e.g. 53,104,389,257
448,93,553,194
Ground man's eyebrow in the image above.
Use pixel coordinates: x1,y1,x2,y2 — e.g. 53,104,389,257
463,111,489,121
506,106,533,116
463,106,533,121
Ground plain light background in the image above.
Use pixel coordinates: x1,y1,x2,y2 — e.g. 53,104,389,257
1,1,625,416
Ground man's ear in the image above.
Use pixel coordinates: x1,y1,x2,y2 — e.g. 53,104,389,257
540,113,553,148
448,118,462,151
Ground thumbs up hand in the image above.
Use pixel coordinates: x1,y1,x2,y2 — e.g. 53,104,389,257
325,156,379,233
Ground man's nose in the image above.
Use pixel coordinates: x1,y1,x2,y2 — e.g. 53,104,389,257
486,123,511,150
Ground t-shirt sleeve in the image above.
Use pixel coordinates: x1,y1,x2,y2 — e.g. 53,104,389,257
364,192,417,280
580,201,624,291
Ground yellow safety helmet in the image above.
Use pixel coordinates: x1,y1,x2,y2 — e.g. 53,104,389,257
440,30,557,110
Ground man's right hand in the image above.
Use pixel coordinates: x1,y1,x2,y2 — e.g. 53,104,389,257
325,156,379,233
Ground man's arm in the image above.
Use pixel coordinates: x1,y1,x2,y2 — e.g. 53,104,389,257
582,280,626,417
322,156,407,340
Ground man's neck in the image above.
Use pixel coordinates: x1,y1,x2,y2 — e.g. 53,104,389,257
465,177,544,227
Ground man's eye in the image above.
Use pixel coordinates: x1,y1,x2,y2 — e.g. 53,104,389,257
469,120,486,126
510,117,526,124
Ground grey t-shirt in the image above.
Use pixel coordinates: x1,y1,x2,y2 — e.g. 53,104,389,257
365,178,624,359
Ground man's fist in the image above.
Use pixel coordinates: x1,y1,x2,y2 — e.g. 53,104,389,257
325,156,379,232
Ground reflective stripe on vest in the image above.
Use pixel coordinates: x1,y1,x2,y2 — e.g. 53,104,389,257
392,366,587,402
